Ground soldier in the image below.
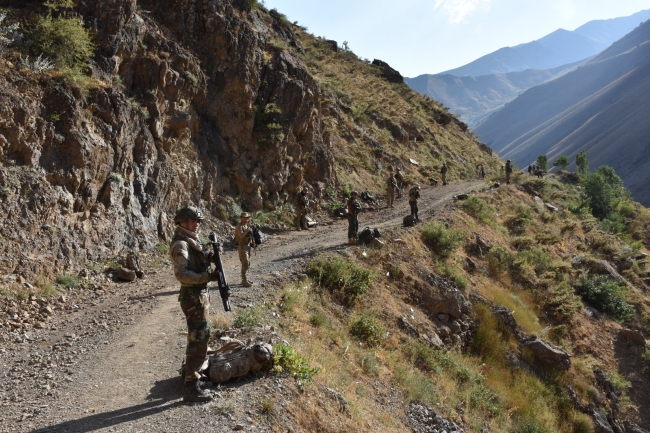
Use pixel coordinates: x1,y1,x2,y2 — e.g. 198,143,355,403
528,164,532,175
480,164,485,179
347,191,362,245
235,212,256,287
296,187,309,231
395,168,404,198
505,159,513,184
440,162,448,185
386,172,397,208
409,184,421,220
170,206,219,402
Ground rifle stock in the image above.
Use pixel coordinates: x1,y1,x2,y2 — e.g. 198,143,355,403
208,233,231,312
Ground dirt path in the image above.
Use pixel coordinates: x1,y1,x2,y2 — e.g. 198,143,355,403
0,181,482,433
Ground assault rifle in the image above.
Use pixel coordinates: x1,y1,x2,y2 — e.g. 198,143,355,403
208,232,231,312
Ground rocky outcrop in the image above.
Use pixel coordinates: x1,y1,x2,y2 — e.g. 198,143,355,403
372,59,404,84
522,337,571,371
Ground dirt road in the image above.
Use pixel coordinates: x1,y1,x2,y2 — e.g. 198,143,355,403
0,181,481,433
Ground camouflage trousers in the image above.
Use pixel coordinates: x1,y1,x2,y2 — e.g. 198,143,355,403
348,214,358,240
238,245,251,281
179,286,210,382
296,207,308,229
442,172,447,185
410,201,418,218
506,172,511,184
386,189,395,207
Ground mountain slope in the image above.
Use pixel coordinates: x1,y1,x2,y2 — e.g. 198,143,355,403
406,60,582,127
441,9,650,77
474,19,650,205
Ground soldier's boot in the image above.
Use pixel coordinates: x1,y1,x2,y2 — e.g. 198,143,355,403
183,380,213,403
242,277,252,287
348,238,355,245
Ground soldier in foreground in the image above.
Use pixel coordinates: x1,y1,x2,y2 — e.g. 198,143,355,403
235,212,256,287
505,159,513,184
296,187,310,230
441,162,448,185
386,172,397,208
395,168,404,198
347,190,362,244
409,184,421,220
170,207,219,402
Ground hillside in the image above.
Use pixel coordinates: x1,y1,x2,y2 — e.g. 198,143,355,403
0,0,501,279
406,61,582,127
440,9,650,77
474,19,650,206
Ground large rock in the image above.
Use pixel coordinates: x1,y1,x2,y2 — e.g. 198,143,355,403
422,288,471,319
371,59,404,84
619,328,646,347
523,337,571,370
589,260,625,281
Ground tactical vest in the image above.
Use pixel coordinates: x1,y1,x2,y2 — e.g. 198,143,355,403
171,234,210,275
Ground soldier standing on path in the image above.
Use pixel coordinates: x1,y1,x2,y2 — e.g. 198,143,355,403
409,184,421,221
296,187,309,231
395,168,404,198
505,159,513,185
235,212,256,287
386,172,397,208
440,162,448,185
480,164,485,179
347,191,362,245
170,206,219,403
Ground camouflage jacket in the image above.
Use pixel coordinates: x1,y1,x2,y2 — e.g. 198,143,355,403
386,176,397,191
297,193,309,209
409,187,420,203
347,197,361,216
170,226,212,288
440,164,448,174
235,223,253,248
395,172,404,183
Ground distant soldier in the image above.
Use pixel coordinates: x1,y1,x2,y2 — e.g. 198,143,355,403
386,172,397,208
170,206,219,402
296,187,309,231
528,164,532,175
440,162,448,185
234,212,256,287
505,159,513,184
347,191,362,245
395,168,404,198
480,164,485,179
409,184,421,221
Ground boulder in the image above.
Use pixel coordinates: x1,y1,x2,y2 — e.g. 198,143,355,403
398,317,419,337
420,332,444,350
423,289,471,319
117,268,137,282
619,329,646,347
371,59,404,84
623,420,650,433
589,260,625,281
523,337,571,370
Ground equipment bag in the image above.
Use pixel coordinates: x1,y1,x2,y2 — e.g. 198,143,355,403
358,227,374,244
361,191,375,202
403,215,415,227
252,224,268,245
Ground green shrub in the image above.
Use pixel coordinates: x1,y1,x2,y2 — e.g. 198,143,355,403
576,150,589,175
511,236,535,251
545,282,582,322
553,156,570,171
358,353,380,375
460,196,496,225
349,315,385,347
29,2,95,70
575,275,634,321
309,312,327,328
534,231,562,245
435,260,468,288
56,273,81,289
233,304,267,331
506,205,534,235
513,415,552,433
273,343,319,386
421,221,464,258
536,154,549,172
581,166,626,220
183,70,198,86
485,245,513,277
307,257,374,305
514,247,554,277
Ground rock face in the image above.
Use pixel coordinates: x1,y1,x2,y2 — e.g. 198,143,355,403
0,0,335,277
372,59,404,84
522,337,571,371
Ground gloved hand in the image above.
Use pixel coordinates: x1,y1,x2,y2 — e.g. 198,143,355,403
210,268,220,281
208,252,215,263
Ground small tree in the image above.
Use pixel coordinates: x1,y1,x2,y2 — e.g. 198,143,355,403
576,150,589,175
536,154,549,171
581,166,626,220
553,155,570,171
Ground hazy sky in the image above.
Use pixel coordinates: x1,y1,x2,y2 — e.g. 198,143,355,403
262,0,650,77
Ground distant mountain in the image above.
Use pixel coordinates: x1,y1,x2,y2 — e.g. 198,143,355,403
441,9,650,77
474,19,650,205
405,61,582,127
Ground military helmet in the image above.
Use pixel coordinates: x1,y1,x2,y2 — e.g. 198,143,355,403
415,184,421,189
396,168,401,172
174,206,204,223
507,159,511,163
240,212,251,218
351,190,358,196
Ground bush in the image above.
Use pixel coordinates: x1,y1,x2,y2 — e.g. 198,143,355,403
581,166,626,220
486,245,513,277
349,315,385,347
29,3,95,70
307,257,374,305
460,196,496,225
421,221,464,258
576,150,589,175
536,154,549,172
273,343,319,386
358,353,380,375
506,205,534,235
233,304,267,331
575,275,635,321
545,281,582,322
56,273,81,289
553,156,569,171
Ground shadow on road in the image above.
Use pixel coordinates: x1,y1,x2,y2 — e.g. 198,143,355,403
28,377,182,433
270,243,349,263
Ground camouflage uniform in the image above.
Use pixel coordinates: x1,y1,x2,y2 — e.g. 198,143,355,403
170,226,215,383
296,191,309,230
386,175,397,208
395,169,404,198
409,185,421,220
505,160,513,184
235,221,254,285
441,163,448,185
347,194,361,244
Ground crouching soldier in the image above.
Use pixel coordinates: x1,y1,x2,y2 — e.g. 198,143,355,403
171,206,220,402
409,184,421,220
347,191,362,244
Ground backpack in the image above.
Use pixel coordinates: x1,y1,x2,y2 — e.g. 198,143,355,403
403,215,415,227
207,340,274,384
251,224,268,245
361,191,374,202
358,227,374,245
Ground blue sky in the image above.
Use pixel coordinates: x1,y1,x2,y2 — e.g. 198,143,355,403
262,0,650,77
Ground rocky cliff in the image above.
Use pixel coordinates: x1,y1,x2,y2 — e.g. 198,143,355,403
0,0,499,279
